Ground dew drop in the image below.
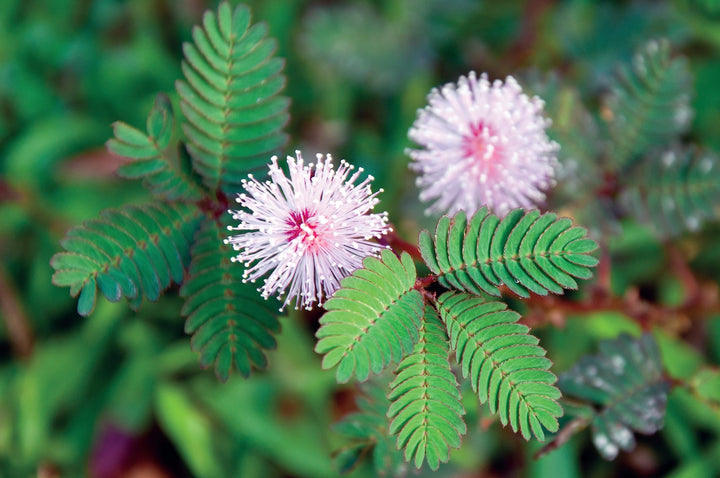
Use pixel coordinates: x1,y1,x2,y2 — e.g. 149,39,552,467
662,151,676,168
700,157,714,173
686,215,701,232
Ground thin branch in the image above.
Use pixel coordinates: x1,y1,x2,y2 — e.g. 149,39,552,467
516,232,720,331
666,242,701,306
593,242,612,298
505,0,555,67
382,227,423,262
534,416,590,460
414,275,437,289
522,276,720,332
415,275,438,303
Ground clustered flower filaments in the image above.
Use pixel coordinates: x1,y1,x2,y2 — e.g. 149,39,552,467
226,152,390,310
227,72,560,311
407,71,559,217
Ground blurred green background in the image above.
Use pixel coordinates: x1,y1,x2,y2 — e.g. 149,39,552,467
2,0,720,477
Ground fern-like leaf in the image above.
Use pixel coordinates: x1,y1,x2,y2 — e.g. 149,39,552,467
619,146,720,238
333,380,405,476
107,94,204,201
435,291,562,441
559,333,669,460
180,217,281,381
528,73,601,195
315,250,425,383
526,74,622,236
177,1,290,194
51,203,202,316
387,305,465,470
604,38,692,170
419,209,598,299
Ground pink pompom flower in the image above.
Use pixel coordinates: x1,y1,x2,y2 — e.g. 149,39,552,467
407,72,559,217
225,152,391,310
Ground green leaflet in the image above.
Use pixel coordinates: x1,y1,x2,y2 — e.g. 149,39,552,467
332,380,405,476
387,305,465,471
604,38,692,171
527,73,618,233
619,146,720,239
50,202,202,316
435,291,562,441
180,217,281,382
534,75,601,192
559,333,669,460
315,250,424,383
107,94,204,201
419,209,598,299
177,1,290,194
691,368,720,405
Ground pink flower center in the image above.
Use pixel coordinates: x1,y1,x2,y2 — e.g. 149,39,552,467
285,209,325,251
463,122,502,182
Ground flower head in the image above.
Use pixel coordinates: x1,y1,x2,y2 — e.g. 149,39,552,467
225,152,390,310
407,71,559,217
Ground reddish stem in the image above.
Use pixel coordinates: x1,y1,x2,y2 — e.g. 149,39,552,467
198,189,230,220
414,275,438,303
506,0,555,66
666,242,701,306
382,228,423,261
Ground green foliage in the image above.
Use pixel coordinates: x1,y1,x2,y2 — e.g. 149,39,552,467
419,209,598,299
526,73,625,238
559,333,669,460
333,381,406,476
180,217,282,382
155,382,226,478
604,39,693,170
691,0,720,17
11,0,720,475
49,1,293,333
11,307,121,465
619,146,720,238
177,1,290,194
387,305,465,470
107,94,204,201
690,367,720,405
300,3,430,92
50,203,201,316
435,292,562,441
315,250,424,383
535,77,601,195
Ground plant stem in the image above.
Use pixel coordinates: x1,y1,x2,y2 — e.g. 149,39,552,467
382,227,423,261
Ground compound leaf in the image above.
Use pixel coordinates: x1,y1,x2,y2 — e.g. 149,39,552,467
315,250,424,383
559,333,669,460
177,1,290,194
604,38,693,170
619,146,720,238
108,94,204,201
388,305,465,470
51,203,202,316
420,209,598,298
332,380,405,476
436,291,562,441
180,216,281,381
